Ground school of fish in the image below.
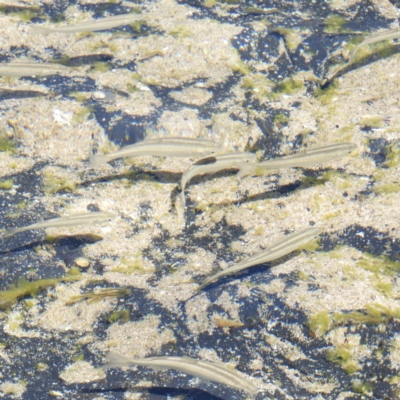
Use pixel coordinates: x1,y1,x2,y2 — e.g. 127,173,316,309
0,7,370,398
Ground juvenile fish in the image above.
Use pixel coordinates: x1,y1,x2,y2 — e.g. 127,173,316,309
6,212,116,234
179,152,257,206
102,352,258,396
199,227,321,290
238,143,356,177
31,13,141,34
0,61,70,77
89,137,221,168
350,27,400,61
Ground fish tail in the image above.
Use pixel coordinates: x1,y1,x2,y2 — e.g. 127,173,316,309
30,26,51,36
102,352,133,369
179,191,186,208
349,44,361,62
5,227,21,234
236,164,253,179
89,154,109,168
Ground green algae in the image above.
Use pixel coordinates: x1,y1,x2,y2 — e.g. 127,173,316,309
273,113,289,127
361,116,384,128
272,28,303,51
241,73,275,100
300,176,328,189
231,58,251,75
169,25,192,38
204,0,217,7
72,105,94,124
308,310,332,336
386,142,400,168
16,201,27,210
10,9,39,22
275,78,304,94
42,170,77,195
297,237,320,252
374,183,400,195
351,40,396,64
0,130,17,153
112,253,150,274
106,308,130,324
356,253,400,276
321,211,341,221
68,91,91,102
351,380,374,395
72,353,85,362
293,271,311,281
333,303,400,326
308,303,400,337
0,180,13,190
375,281,393,297
87,41,119,53
35,363,48,372
90,62,112,73
314,81,340,105
130,20,148,33
326,347,359,374
324,14,348,34
0,274,81,310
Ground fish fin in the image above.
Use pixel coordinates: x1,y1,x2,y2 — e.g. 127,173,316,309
102,352,132,369
30,26,51,36
89,154,109,168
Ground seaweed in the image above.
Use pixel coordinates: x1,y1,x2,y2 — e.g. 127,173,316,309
0,274,81,310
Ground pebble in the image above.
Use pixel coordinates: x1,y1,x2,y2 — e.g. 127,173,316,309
75,257,90,268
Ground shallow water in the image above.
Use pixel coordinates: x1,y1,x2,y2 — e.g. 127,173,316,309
0,0,400,399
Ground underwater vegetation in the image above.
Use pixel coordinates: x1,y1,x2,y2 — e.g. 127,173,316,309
0,0,399,398
0,273,81,310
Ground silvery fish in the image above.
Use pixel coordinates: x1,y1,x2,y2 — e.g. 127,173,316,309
179,152,257,206
31,13,141,34
238,143,356,177
102,352,258,396
6,212,117,234
89,137,221,168
199,227,321,289
350,27,400,61
0,61,70,77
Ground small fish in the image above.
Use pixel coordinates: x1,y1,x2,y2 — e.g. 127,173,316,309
179,152,257,206
89,137,221,168
238,143,356,177
0,61,70,77
350,27,400,61
214,317,245,328
31,13,141,34
66,288,130,305
199,227,321,290
102,352,258,396
6,212,116,234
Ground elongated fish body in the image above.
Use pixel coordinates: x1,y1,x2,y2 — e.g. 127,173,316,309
199,227,321,289
180,152,257,206
0,62,69,77
350,27,400,61
6,212,117,234
103,352,258,396
238,143,356,177
89,137,221,168
31,13,141,34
